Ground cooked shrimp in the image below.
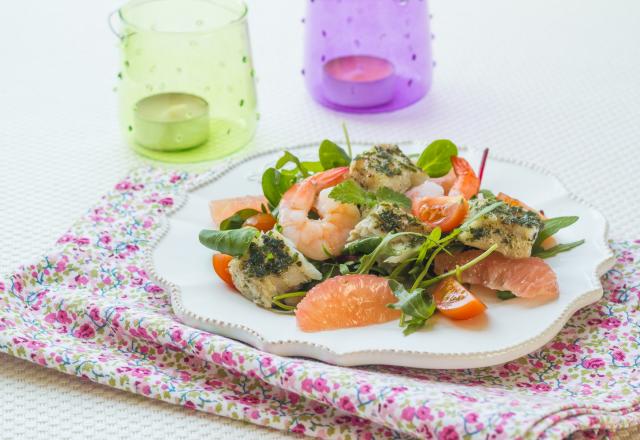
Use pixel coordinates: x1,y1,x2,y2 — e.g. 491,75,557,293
449,156,480,199
430,168,457,194
279,167,361,261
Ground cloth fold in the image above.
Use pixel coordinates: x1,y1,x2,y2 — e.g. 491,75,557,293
1,166,639,439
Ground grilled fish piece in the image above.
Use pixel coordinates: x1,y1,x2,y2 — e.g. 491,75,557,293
458,197,543,258
349,144,427,193
347,203,428,267
348,202,427,242
229,230,322,308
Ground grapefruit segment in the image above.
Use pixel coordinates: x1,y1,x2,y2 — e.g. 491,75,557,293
209,195,268,227
295,274,401,332
434,250,559,298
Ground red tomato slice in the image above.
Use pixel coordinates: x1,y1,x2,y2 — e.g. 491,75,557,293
433,277,486,320
212,254,235,288
243,213,276,232
414,196,469,232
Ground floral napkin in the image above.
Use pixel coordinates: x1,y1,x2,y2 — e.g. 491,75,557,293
1,166,639,440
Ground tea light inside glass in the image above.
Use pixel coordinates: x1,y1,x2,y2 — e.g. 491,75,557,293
133,93,209,151
322,55,396,108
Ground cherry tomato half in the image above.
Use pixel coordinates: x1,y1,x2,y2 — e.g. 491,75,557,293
433,277,486,320
243,213,276,232
414,196,469,232
212,254,235,288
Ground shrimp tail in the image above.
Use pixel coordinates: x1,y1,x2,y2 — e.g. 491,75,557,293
449,157,480,199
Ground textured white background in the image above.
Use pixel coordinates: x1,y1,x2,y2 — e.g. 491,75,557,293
1,0,639,438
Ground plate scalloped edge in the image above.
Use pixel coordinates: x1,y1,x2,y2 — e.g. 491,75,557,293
144,142,616,369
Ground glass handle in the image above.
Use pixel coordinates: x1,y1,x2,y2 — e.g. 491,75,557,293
108,10,124,40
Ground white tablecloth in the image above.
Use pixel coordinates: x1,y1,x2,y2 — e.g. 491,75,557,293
1,0,639,438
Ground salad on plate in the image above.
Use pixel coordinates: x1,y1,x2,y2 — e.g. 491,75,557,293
199,132,584,335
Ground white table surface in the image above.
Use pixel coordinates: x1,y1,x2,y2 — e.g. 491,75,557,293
1,0,639,438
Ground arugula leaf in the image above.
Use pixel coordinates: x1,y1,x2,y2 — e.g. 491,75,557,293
478,189,496,199
319,139,351,169
343,236,383,255
198,227,259,257
329,179,411,209
275,151,310,177
219,208,259,231
534,216,579,248
532,240,585,259
497,290,516,300
416,139,459,178
376,187,412,210
261,167,297,209
387,280,436,335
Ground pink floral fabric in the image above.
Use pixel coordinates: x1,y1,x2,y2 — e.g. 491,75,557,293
1,166,639,439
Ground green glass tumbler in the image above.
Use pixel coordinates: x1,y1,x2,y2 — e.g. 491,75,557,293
111,0,257,163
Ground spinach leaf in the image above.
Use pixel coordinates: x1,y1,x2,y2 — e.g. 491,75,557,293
219,208,259,231
261,167,297,209
416,139,459,178
532,240,585,259
301,161,324,173
198,228,259,257
276,151,310,177
329,179,411,209
387,280,436,335
319,139,351,169
343,236,384,255
534,216,579,248
497,290,516,300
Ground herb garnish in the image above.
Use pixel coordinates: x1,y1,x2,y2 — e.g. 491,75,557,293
329,179,411,209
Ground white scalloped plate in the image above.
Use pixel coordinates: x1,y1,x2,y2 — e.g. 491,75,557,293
151,143,614,369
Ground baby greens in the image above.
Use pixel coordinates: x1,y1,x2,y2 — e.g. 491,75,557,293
262,167,297,209
329,179,411,209
531,216,584,258
387,280,436,335
199,228,259,257
416,139,459,178
219,208,260,231
319,140,351,170
533,240,585,259
534,216,579,247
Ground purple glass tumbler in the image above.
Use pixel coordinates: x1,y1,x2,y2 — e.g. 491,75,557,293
303,0,433,113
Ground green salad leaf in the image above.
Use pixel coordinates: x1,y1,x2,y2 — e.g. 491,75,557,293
376,187,412,209
387,280,436,335
219,208,259,231
319,140,351,170
275,151,311,177
497,290,517,300
534,216,579,248
329,179,411,209
199,227,259,257
416,139,459,178
533,240,585,259
261,167,297,209
342,236,384,255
